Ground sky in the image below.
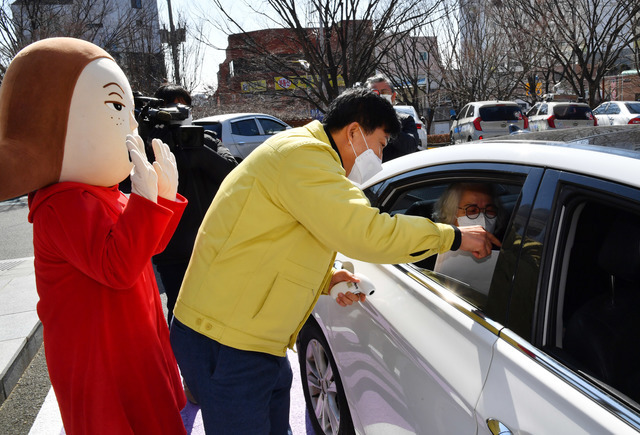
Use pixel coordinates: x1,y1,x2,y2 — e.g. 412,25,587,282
156,0,260,92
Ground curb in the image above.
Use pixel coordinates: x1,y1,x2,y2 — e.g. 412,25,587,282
0,257,41,406
0,322,42,405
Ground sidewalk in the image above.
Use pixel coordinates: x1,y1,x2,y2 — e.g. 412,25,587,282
0,257,41,405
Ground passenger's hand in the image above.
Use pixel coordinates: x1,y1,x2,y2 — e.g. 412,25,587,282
458,225,501,259
151,138,178,201
127,134,157,203
329,269,366,307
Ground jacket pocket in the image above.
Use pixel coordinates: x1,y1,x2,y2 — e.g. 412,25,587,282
251,272,315,340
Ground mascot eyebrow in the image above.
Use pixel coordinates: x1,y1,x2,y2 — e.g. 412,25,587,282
103,81,124,97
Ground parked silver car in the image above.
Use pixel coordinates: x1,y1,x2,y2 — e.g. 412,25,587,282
449,101,528,144
593,101,640,126
526,101,596,131
297,125,640,434
193,113,290,162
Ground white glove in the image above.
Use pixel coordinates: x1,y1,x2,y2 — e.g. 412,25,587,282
151,138,178,201
126,134,158,203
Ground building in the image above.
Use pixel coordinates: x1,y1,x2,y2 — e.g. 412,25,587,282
10,0,165,94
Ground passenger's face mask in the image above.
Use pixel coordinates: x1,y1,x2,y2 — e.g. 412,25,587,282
380,94,394,104
347,126,383,185
457,214,497,234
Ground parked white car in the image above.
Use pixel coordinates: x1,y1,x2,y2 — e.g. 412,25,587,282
297,125,640,435
526,101,596,131
193,113,290,162
593,101,640,126
394,105,427,149
449,101,528,144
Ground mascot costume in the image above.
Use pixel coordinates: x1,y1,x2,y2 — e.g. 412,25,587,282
0,38,188,434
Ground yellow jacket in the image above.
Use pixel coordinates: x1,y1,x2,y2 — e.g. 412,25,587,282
174,121,456,356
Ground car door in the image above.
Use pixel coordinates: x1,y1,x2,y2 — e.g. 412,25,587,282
451,105,469,143
593,103,610,126
312,163,543,433
228,117,264,159
475,170,640,434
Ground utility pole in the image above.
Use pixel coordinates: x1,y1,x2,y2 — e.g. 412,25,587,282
166,0,181,86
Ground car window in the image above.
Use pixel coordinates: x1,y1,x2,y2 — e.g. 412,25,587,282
196,122,222,139
231,118,260,136
458,105,469,119
526,104,539,117
382,176,525,310
608,104,621,115
258,117,287,135
541,179,640,408
479,105,522,121
625,102,640,114
592,103,607,115
553,104,593,120
538,103,548,115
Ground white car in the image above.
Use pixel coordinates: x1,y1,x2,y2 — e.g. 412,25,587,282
449,101,528,144
193,113,290,162
526,101,597,131
297,125,640,434
394,105,427,149
593,101,640,126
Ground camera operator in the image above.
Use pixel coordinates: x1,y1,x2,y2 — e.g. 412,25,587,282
136,84,237,327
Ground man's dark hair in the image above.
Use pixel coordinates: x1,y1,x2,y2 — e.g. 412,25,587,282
323,88,400,136
154,83,192,106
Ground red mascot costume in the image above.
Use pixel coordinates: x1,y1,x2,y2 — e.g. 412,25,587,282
0,38,187,434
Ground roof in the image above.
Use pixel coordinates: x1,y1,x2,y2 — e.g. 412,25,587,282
194,113,281,123
366,129,640,190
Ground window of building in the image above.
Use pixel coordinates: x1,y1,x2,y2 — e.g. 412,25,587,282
131,0,142,8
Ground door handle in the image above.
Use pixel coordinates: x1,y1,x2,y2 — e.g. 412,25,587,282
487,418,513,435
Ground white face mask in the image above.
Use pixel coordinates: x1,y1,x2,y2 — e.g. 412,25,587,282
457,214,497,234
381,94,394,104
347,127,383,185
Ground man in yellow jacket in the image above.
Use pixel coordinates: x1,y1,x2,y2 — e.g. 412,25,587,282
170,88,498,434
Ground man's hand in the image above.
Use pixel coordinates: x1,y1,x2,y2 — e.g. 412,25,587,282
329,269,366,307
151,138,178,201
126,134,158,203
458,225,502,259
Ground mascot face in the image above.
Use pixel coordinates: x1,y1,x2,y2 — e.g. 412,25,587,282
60,58,137,186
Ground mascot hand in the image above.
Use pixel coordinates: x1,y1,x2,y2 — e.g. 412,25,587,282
126,134,158,203
151,138,178,201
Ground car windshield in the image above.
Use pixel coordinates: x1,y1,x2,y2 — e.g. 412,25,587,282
625,102,640,114
553,104,593,120
479,105,522,121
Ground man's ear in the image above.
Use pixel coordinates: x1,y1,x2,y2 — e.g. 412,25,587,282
346,121,360,141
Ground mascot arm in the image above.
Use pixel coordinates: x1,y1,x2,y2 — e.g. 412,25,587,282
36,190,176,289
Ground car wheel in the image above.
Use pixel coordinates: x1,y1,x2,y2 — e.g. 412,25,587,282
297,318,355,435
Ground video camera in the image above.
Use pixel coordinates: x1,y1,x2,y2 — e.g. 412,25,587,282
133,92,204,152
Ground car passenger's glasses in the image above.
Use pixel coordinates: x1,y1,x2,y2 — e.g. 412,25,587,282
459,204,498,219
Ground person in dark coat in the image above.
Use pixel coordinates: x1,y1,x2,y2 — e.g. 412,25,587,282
366,75,420,162
148,84,238,326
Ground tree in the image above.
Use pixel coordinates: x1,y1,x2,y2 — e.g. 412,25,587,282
200,0,443,111
0,0,165,94
498,0,640,106
427,0,531,109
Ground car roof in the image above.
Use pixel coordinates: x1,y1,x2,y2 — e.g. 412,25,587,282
194,113,284,123
365,132,640,190
470,100,520,106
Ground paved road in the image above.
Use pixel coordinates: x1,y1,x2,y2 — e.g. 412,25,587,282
0,197,316,434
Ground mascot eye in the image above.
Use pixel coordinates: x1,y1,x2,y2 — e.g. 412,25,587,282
105,101,124,111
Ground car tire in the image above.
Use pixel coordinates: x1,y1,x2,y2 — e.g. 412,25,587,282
297,317,355,435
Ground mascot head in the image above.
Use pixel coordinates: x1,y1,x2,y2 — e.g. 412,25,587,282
0,37,137,201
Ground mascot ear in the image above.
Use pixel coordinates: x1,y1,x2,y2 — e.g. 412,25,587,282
0,38,112,201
